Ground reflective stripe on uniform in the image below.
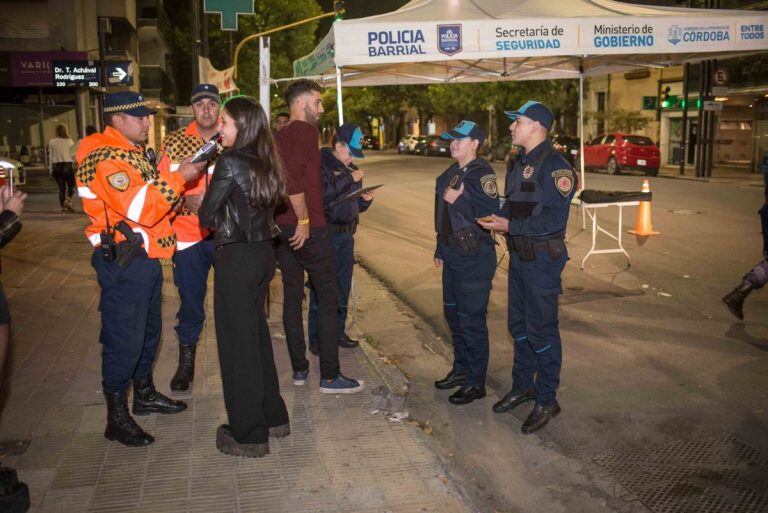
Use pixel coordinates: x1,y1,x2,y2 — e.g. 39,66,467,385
78,186,98,199
88,232,102,246
176,240,200,251
127,184,149,222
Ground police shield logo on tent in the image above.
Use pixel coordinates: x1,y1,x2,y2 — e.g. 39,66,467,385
437,24,463,56
668,25,683,45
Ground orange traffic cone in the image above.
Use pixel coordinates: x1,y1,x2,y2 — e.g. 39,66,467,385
628,179,660,236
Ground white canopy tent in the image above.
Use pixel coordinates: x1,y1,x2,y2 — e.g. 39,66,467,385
292,0,768,186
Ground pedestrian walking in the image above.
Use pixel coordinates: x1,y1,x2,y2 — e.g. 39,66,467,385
307,124,374,353
432,121,499,405
49,125,76,213
75,92,205,446
722,152,768,320
273,79,364,393
198,96,290,458
478,101,577,433
158,84,222,392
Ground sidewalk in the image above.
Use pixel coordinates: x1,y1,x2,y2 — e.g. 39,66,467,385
0,195,470,513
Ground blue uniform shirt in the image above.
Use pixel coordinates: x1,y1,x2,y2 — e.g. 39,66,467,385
503,139,577,237
320,147,372,225
435,157,499,257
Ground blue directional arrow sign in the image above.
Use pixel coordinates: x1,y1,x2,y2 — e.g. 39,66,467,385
204,0,254,31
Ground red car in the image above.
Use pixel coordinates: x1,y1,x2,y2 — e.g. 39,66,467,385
581,133,660,176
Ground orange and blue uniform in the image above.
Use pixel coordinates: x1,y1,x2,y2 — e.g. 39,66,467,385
157,121,220,349
76,123,184,394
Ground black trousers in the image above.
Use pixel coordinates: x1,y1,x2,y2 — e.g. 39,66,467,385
213,241,288,444
52,162,75,207
275,225,340,380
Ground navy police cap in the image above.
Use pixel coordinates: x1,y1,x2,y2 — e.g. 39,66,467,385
505,101,554,130
104,92,156,117
441,120,485,146
337,123,365,159
191,83,220,103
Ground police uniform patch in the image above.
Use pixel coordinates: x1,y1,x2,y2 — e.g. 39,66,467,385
480,174,498,198
449,175,459,187
523,165,535,180
107,171,130,191
552,169,574,197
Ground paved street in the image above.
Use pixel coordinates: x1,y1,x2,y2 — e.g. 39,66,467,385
0,191,469,513
352,151,768,513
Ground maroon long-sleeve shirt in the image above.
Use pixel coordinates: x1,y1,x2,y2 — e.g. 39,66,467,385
274,120,326,228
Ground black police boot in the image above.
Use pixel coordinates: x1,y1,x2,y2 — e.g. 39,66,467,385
170,344,196,392
104,391,155,446
722,280,755,321
434,369,467,390
448,385,486,405
0,465,30,513
493,387,535,413
132,375,187,415
521,402,561,434
339,333,359,349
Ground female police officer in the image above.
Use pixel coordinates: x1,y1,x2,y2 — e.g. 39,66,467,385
433,121,499,405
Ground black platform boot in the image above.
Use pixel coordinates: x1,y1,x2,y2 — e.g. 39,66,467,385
170,344,196,392
132,375,187,415
104,391,154,446
722,280,755,321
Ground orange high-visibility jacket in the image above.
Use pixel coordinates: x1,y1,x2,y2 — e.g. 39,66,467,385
75,126,185,259
157,122,220,250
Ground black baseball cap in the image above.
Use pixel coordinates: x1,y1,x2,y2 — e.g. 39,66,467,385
440,120,485,145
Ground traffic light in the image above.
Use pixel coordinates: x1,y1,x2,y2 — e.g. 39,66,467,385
661,86,671,109
333,1,345,21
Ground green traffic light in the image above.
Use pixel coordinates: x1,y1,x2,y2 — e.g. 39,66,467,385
661,100,670,109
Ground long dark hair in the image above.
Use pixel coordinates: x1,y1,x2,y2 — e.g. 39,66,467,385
222,96,286,208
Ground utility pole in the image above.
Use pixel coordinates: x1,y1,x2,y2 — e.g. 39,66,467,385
190,0,200,88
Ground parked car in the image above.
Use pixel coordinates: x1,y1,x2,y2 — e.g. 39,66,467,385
397,136,409,154
362,135,380,150
551,134,580,166
490,141,523,166
414,135,451,156
397,135,422,154
580,133,660,176
0,156,26,188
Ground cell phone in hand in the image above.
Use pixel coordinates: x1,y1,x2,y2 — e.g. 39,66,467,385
190,133,221,163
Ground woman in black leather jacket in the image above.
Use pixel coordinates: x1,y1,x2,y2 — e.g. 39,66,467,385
198,96,289,458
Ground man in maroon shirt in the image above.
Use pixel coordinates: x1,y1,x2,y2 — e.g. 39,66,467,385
274,79,363,394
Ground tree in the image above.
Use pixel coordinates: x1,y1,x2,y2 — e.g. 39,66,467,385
589,108,650,133
164,0,322,103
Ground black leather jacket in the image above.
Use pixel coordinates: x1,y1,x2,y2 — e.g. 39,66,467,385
198,149,280,247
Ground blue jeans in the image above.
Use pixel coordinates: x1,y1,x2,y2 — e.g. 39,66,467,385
441,242,496,387
172,239,215,347
92,249,163,393
308,231,354,343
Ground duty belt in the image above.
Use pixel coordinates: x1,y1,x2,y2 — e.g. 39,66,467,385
506,231,566,261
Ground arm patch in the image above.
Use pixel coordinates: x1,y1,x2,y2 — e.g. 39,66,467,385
552,169,574,197
480,174,498,198
107,171,130,191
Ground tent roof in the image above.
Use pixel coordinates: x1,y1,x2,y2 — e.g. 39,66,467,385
292,0,768,86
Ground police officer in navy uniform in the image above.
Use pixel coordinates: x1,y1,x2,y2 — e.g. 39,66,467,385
479,102,577,433
433,121,499,405
722,151,768,320
307,124,374,352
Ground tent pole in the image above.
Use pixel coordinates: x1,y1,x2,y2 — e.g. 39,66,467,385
336,66,344,125
578,59,585,191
